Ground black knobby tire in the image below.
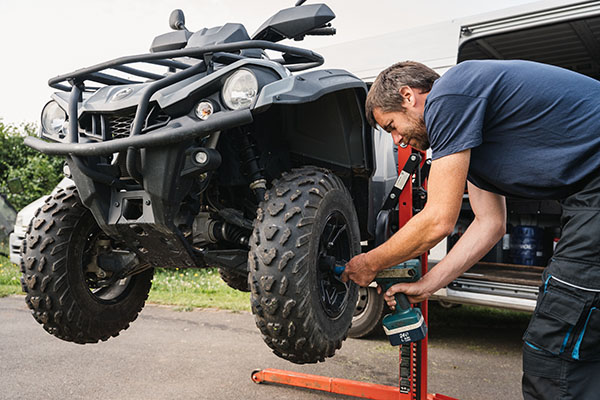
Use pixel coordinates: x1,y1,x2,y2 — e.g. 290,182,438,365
20,186,153,344
218,268,250,292
348,286,385,338
249,167,360,364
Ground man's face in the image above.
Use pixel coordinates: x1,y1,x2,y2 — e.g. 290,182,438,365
373,107,429,151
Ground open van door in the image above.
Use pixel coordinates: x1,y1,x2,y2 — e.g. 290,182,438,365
459,0,600,78
431,0,600,312
314,0,600,322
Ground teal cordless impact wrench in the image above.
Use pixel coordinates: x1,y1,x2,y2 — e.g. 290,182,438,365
375,260,427,346
334,259,427,346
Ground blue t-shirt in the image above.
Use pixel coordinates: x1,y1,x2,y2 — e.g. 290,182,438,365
424,60,600,199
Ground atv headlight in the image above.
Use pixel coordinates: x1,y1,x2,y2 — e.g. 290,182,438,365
41,101,67,137
221,69,258,110
195,100,214,120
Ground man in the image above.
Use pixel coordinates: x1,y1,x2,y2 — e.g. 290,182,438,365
341,60,600,399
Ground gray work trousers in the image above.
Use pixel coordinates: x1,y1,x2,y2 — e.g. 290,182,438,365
522,174,600,399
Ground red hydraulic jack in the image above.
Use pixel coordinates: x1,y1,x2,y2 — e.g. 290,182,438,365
252,147,458,400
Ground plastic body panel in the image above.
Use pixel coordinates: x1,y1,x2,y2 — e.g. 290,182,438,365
255,68,366,109
187,23,251,48
150,30,193,53
253,3,335,42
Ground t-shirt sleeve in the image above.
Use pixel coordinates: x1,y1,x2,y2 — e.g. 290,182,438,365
424,94,487,160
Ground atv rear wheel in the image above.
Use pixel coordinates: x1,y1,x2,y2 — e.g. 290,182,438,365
249,167,360,364
218,268,250,292
20,186,153,344
348,286,385,338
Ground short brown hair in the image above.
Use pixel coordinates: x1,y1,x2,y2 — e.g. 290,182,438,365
365,61,440,127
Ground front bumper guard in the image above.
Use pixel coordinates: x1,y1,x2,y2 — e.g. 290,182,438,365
25,109,253,156
32,109,253,269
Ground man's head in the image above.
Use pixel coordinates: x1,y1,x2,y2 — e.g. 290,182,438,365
366,61,440,150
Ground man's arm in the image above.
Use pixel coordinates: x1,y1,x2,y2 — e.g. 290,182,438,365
342,149,470,286
384,181,506,304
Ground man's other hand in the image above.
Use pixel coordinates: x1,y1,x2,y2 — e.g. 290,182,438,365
379,279,434,308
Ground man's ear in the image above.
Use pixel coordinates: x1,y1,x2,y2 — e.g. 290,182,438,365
398,86,415,107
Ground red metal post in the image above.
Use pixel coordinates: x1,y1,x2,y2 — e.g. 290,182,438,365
417,149,429,400
418,148,428,400
397,147,431,399
419,253,429,400
397,146,414,228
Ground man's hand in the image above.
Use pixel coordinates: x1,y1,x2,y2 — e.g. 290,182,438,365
378,182,507,310
342,253,378,287
379,279,435,308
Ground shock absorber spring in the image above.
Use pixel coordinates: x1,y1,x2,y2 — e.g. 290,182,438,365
210,221,249,247
238,130,266,202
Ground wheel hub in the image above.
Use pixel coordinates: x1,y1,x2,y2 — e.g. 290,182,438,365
83,231,135,303
317,211,352,318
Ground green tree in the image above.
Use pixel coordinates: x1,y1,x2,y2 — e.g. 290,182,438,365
0,120,63,210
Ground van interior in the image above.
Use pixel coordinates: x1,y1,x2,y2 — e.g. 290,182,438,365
459,15,600,80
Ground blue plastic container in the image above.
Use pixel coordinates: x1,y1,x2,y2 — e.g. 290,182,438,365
509,226,544,266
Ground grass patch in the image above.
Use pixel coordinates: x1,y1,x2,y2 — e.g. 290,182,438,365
0,254,250,312
2,254,534,319
427,302,531,346
148,268,251,312
429,302,531,329
0,255,22,297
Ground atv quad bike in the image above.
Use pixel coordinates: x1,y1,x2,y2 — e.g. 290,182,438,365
23,2,392,363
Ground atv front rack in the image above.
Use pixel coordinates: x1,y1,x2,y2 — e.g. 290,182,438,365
26,40,323,156
48,40,324,90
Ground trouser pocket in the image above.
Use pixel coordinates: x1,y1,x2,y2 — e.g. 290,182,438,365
523,283,586,356
572,307,600,360
522,344,562,399
523,344,600,400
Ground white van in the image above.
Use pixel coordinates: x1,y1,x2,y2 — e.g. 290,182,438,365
319,0,600,324
9,178,73,265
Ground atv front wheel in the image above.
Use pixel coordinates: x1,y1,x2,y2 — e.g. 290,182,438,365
249,167,360,364
20,186,153,344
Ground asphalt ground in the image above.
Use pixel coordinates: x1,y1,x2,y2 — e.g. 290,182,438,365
0,295,528,400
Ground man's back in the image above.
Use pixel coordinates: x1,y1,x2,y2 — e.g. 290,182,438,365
424,59,600,199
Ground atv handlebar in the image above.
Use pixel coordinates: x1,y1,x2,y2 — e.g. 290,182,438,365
304,27,336,36
48,40,325,90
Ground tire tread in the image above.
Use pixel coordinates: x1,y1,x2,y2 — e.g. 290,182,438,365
20,186,153,344
250,167,359,364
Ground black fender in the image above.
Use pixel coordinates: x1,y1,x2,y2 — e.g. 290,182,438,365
254,68,367,110
252,69,373,172
252,69,375,241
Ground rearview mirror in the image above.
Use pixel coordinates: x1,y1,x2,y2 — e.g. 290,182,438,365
169,9,186,31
